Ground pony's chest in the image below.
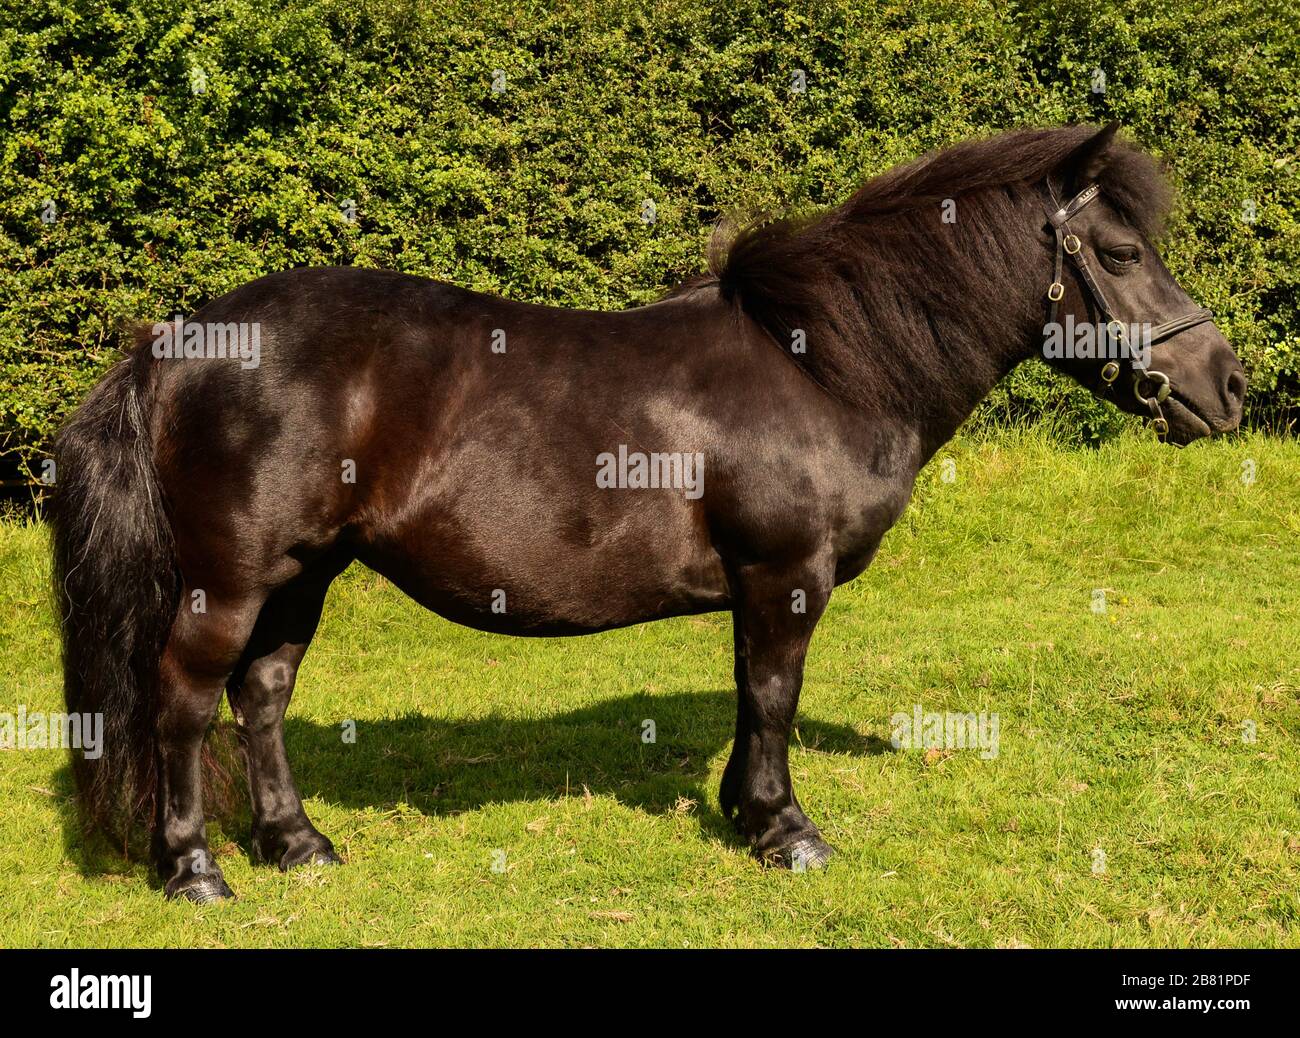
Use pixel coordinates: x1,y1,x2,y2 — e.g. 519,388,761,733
830,472,916,581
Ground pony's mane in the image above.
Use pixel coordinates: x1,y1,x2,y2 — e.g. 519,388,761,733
694,125,1173,425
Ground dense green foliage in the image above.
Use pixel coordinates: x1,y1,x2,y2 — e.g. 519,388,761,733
1,0,1296,480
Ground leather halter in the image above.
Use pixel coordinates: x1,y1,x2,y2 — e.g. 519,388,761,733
1043,182,1215,437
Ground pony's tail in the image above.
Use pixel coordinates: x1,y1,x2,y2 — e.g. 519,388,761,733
49,331,180,849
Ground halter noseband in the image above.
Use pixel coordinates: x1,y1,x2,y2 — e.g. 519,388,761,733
1043,182,1215,437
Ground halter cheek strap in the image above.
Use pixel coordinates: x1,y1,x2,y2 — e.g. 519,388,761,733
1043,182,1215,437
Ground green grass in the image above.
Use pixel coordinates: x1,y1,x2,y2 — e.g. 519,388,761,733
2,426,1298,947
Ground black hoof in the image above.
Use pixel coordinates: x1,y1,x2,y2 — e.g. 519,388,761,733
166,872,235,904
279,844,342,872
253,825,341,871
761,834,836,871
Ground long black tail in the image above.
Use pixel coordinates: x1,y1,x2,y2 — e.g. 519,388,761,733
49,336,179,846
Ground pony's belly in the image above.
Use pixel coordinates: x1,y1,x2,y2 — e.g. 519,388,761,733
364,544,729,635
355,496,729,635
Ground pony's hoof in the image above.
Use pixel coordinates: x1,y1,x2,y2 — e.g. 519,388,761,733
167,872,235,904
253,825,342,871
762,835,836,871
280,843,342,872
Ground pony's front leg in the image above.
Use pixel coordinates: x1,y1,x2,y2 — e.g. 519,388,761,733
722,553,836,869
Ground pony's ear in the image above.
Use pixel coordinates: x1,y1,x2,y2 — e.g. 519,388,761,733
1058,122,1120,195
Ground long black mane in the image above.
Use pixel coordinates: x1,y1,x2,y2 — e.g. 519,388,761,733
701,126,1173,423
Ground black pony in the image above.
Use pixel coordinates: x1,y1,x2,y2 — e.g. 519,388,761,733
51,124,1244,901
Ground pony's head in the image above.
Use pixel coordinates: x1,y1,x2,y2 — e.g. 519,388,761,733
1039,124,1245,445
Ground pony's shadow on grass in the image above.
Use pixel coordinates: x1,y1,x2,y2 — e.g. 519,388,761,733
57,689,891,876
284,689,890,845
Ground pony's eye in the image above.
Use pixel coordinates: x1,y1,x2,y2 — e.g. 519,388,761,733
1105,245,1140,265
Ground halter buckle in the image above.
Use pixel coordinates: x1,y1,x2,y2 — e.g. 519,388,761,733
1100,361,1120,384
1047,282,1065,302
1063,234,1081,255
1151,416,1169,438
1134,370,1171,405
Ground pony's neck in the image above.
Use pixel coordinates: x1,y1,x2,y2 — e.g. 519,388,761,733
850,197,1047,461
904,318,1042,464
715,181,1053,459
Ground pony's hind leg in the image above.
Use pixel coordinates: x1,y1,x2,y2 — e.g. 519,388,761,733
227,560,345,870
155,590,266,902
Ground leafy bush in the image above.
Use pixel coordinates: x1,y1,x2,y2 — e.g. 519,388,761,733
1,0,1295,483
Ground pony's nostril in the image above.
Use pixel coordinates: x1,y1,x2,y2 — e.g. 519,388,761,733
1225,369,1246,408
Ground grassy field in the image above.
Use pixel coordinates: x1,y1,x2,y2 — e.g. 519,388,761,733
1,427,1298,948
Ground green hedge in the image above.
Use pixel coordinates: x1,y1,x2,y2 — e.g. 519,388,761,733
1,0,1296,481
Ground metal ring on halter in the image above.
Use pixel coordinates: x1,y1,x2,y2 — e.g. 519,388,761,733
1063,234,1081,254
1100,361,1120,384
1151,416,1169,437
1047,282,1064,302
1106,319,1126,343
1134,370,1171,405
